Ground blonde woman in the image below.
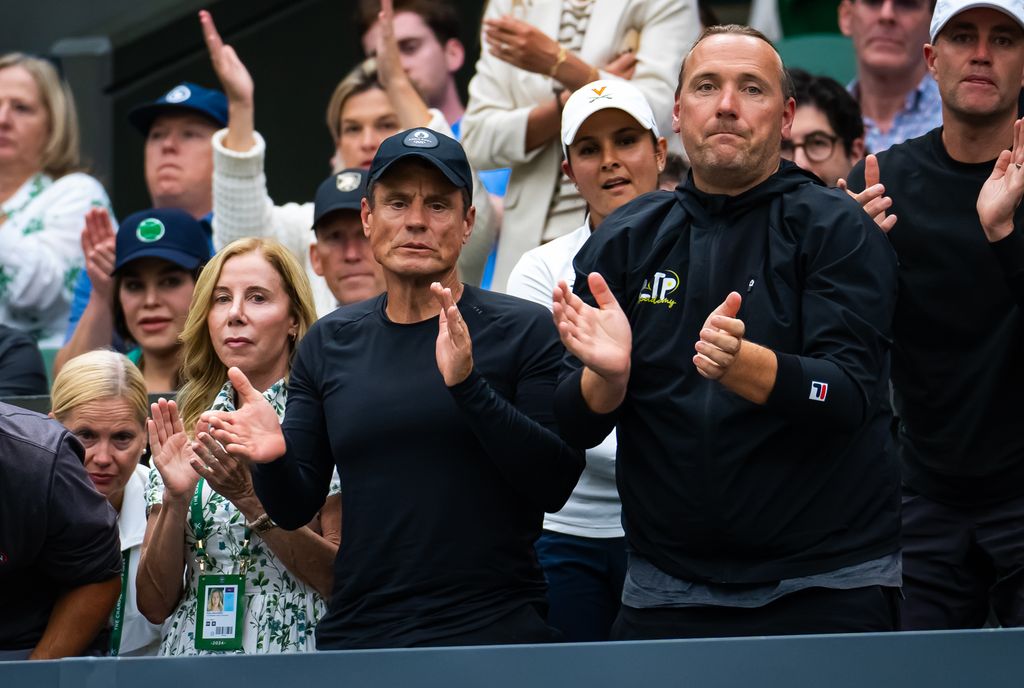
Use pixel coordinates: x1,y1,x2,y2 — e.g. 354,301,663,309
137,238,341,655
0,53,112,346
50,350,162,656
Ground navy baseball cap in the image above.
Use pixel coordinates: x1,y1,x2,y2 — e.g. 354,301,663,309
114,208,212,274
312,169,367,229
368,128,473,194
128,82,228,135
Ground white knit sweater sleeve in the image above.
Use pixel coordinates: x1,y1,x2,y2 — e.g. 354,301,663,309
424,110,497,287
211,128,313,263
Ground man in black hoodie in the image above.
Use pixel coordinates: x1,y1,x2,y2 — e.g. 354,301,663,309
553,25,902,640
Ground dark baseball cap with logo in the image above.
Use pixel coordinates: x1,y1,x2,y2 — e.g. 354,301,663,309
367,128,473,194
312,168,368,230
114,208,212,274
128,82,228,135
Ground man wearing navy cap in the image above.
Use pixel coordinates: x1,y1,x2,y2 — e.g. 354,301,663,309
128,82,228,220
201,128,584,649
56,83,227,374
309,169,385,305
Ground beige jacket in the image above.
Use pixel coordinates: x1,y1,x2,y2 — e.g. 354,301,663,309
461,0,698,292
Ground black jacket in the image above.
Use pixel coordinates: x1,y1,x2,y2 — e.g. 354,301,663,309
554,161,901,584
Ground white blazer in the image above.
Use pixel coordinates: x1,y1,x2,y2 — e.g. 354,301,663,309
462,0,699,291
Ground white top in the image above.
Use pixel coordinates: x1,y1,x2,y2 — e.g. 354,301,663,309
0,172,110,347
116,463,163,656
211,110,497,314
461,0,698,291
506,220,623,538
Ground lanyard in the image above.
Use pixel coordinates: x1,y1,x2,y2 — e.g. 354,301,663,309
190,478,252,574
108,549,130,656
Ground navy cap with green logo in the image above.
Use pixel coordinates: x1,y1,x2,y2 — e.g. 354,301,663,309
312,168,368,230
114,208,212,274
368,128,473,194
127,82,228,135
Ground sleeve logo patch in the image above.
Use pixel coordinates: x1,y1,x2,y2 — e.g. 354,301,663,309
809,381,828,402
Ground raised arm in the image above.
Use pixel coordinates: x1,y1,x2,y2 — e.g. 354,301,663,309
201,10,312,260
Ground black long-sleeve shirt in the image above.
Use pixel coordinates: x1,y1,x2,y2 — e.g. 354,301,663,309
251,286,583,649
555,163,902,585
848,128,1024,506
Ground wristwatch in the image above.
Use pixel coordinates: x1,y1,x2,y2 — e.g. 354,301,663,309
246,513,278,534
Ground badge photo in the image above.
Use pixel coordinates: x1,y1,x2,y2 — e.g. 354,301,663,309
195,573,246,651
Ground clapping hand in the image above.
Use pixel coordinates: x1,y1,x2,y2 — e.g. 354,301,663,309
81,207,117,303
148,399,201,503
201,367,286,463
432,282,473,386
552,273,632,382
838,154,897,233
693,292,745,381
977,117,1024,243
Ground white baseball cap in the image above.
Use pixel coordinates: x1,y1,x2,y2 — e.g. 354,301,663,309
930,0,1024,43
560,79,659,159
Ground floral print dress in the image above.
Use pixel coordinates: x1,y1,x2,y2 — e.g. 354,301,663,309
146,379,341,655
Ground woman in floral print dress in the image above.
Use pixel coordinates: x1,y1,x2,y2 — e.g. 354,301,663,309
137,238,341,654
0,53,112,347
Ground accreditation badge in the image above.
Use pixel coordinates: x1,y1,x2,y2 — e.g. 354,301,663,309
195,573,246,651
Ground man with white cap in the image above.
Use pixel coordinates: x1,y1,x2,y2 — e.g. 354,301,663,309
551,25,901,639
845,0,1024,629
506,79,665,642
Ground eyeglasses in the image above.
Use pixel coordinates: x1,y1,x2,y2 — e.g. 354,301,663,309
780,133,839,163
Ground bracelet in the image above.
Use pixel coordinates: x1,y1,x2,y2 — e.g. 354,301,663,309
549,44,568,78
245,513,278,534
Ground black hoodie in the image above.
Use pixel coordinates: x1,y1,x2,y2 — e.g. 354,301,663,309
554,161,901,584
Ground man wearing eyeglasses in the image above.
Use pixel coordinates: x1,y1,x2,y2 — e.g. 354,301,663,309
839,0,940,153
783,69,866,186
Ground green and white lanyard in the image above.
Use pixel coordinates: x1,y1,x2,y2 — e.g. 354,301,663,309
108,549,130,656
190,478,250,651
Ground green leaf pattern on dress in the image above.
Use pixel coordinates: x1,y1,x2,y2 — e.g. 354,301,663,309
145,378,342,655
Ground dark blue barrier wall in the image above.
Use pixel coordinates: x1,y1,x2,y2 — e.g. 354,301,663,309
2,628,1023,688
